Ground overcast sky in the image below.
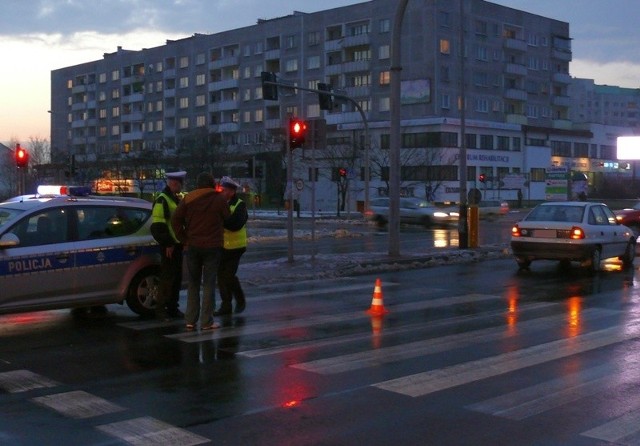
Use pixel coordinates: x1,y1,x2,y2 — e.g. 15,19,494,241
1,0,639,145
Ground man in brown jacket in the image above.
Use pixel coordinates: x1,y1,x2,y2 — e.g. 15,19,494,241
171,172,230,331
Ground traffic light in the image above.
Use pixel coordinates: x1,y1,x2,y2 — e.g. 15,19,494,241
289,118,307,149
339,167,347,178
261,71,278,101
15,144,29,168
245,158,254,177
479,173,486,183
318,82,334,110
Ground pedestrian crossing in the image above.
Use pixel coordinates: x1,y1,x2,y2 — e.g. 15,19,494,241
150,276,640,444
4,276,640,444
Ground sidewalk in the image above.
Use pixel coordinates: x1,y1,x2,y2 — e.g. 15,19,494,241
238,244,512,285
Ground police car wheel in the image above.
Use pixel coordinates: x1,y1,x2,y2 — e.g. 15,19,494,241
125,267,160,317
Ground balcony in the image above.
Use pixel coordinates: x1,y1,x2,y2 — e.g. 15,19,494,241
342,60,370,73
325,64,343,76
209,78,239,91
265,118,283,129
217,122,240,132
264,49,280,61
324,39,343,52
552,119,572,130
209,100,238,112
504,88,528,101
505,63,527,76
503,38,527,52
552,95,571,107
342,33,370,47
552,49,572,61
209,55,239,70
553,72,572,84
506,114,528,125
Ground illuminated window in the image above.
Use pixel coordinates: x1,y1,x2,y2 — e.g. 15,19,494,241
440,39,451,55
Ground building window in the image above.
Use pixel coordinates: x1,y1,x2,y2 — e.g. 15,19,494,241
196,94,206,107
475,98,489,113
379,97,390,112
179,76,189,88
111,70,119,81
111,106,120,117
379,71,390,85
178,117,189,129
307,55,321,69
179,56,189,68
308,31,321,46
440,39,451,55
379,45,390,60
196,73,206,86
497,136,509,150
441,94,450,109
285,35,297,49
254,109,263,122
285,59,298,72
379,18,390,33
179,97,189,109
111,125,120,136
99,73,107,83
480,135,493,149
111,88,120,99
196,53,205,65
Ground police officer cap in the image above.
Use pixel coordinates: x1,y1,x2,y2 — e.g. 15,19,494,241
165,170,186,182
220,176,241,189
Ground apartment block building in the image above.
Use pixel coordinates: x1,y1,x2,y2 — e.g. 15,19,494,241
49,0,634,207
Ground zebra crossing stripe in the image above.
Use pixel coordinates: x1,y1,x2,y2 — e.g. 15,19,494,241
466,363,619,420
373,324,640,397
291,308,619,374
581,408,640,443
239,303,558,358
0,369,59,393
166,293,503,343
32,390,125,419
96,416,209,446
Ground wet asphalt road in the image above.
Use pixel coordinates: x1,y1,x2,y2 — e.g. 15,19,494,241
2,247,640,445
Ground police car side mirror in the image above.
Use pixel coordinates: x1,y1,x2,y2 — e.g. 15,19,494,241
0,233,20,248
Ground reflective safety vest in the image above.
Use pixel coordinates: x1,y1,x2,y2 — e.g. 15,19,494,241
224,199,247,250
151,191,180,244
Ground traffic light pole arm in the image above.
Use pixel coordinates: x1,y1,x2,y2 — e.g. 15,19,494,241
263,80,371,211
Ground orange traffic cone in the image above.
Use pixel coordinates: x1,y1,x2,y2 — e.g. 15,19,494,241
367,278,388,316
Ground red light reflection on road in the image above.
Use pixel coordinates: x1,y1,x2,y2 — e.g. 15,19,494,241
504,286,519,333
566,296,582,337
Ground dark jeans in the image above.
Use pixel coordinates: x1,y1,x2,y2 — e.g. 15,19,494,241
217,247,246,309
185,246,222,327
156,244,183,317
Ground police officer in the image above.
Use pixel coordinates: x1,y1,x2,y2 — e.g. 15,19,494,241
215,176,248,316
151,170,186,321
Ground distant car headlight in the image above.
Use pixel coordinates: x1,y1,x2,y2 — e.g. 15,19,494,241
433,212,449,218
449,212,460,217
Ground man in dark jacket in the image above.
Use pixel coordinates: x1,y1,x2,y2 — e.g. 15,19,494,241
215,176,248,316
171,172,230,331
151,170,185,321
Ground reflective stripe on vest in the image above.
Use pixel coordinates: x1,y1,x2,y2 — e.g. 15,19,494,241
224,199,247,249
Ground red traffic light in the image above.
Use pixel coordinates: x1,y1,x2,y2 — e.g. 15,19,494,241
339,167,347,177
15,144,29,168
479,173,486,183
289,118,307,149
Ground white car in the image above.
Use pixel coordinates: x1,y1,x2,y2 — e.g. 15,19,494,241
364,197,459,227
0,186,165,316
510,201,635,273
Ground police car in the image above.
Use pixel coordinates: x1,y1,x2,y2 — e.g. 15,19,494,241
0,186,163,317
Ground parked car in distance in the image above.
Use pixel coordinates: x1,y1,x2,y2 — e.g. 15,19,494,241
0,186,166,317
614,202,640,235
477,200,509,219
364,197,459,227
510,201,635,274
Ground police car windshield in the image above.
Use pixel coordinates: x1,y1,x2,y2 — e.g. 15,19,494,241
0,208,24,229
